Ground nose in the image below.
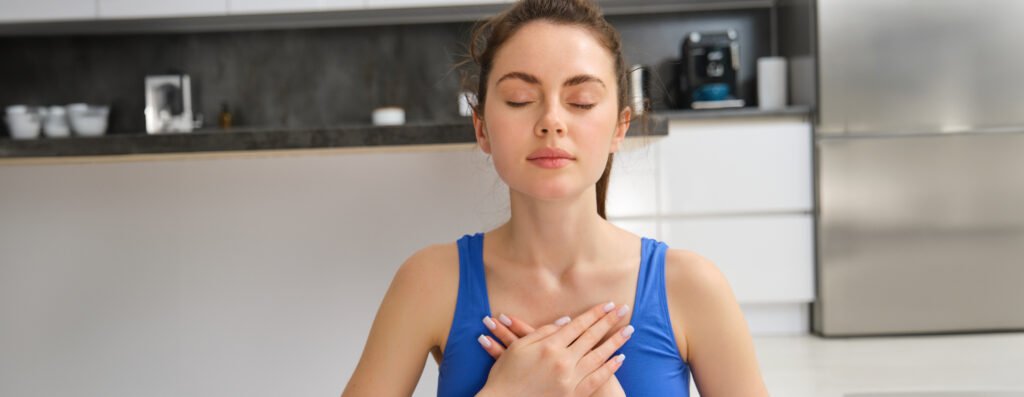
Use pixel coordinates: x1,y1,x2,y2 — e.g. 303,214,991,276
535,103,567,136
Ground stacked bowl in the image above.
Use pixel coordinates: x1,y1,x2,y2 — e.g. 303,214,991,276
4,103,109,139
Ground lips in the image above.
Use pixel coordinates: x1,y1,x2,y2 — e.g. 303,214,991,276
527,147,575,160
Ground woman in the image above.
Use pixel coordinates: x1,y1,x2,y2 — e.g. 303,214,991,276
342,0,769,395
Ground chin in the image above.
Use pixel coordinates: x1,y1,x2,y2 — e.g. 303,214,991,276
517,179,584,202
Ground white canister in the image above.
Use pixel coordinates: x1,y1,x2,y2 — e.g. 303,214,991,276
372,107,405,126
629,64,649,116
458,91,476,117
757,57,788,110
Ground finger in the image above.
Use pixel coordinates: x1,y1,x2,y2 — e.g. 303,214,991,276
476,334,505,359
547,301,618,347
483,315,519,347
520,320,568,344
578,324,634,374
500,313,536,336
574,353,626,397
568,303,630,357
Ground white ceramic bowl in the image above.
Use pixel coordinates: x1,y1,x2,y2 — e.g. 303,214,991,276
5,112,43,140
68,105,109,137
43,106,71,138
5,105,28,115
43,122,72,138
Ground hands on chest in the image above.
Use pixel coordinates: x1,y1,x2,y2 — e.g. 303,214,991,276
474,301,635,397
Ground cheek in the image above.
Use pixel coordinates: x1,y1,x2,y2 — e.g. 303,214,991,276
576,115,618,151
481,119,527,176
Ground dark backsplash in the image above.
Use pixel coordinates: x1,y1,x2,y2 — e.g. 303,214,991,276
0,9,768,135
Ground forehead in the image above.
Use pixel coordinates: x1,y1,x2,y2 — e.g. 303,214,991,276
490,21,616,86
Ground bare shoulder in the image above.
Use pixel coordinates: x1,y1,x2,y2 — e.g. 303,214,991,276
663,248,735,301
662,248,737,363
391,242,460,347
662,248,769,395
342,242,460,396
395,242,459,291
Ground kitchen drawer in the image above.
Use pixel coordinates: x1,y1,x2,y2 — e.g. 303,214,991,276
659,117,812,215
661,214,814,304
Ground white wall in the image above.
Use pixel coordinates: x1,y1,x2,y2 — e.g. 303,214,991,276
0,145,512,397
0,117,813,396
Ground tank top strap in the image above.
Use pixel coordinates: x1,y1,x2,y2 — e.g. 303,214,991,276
455,232,491,319
630,237,672,327
439,233,495,397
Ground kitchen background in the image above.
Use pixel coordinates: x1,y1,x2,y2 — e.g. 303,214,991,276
0,11,769,134
2,1,1022,397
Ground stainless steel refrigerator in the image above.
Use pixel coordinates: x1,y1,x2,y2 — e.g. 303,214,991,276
812,0,1024,336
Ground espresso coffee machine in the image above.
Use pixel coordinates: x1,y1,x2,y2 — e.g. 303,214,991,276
676,30,744,110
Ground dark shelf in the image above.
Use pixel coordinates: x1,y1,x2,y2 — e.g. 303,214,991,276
0,116,670,160
0,107,813,160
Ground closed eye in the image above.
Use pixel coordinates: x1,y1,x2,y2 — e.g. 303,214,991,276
505,101,595,110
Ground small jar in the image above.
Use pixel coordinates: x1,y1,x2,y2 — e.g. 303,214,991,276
219,102,233,129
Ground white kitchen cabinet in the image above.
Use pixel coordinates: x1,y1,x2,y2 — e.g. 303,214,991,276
605,137,660,218
659,117,812,215
0,0,94,22
365,0,512,9
227,0,363,14
661,214,815,304
98,0,228,18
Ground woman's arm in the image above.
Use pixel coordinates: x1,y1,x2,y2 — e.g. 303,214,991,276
342,244,458,397
665,249,770,396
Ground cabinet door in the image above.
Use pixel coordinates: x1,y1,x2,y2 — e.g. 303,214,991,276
98,0,228,18
227,0,363,14
0,0,94,22
662,214,814,304
365,0,511,9
659,117,812,215
605,138,659,218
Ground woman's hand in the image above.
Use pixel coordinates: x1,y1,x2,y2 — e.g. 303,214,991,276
474,302,633,397
479,307,631,397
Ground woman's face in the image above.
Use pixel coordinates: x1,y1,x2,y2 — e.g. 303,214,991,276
474,20,630,202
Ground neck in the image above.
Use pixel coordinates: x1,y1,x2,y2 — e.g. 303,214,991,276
492,184,614,277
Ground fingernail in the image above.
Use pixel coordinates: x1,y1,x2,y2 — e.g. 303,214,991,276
602,301,616,313
482,316,496,330
554,316,571,326
478,334,492,348
617,305,630,317
621,325,635,337
498,314,512,327
614,353,626,363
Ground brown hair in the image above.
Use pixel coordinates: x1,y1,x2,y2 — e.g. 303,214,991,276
458,0,647,220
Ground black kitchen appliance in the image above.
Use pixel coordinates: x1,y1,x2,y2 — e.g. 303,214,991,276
676,30,744,110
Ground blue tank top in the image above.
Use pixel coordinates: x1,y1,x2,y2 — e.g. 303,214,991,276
437,232,690,396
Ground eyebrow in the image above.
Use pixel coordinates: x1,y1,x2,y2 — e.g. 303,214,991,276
496,72,606,88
